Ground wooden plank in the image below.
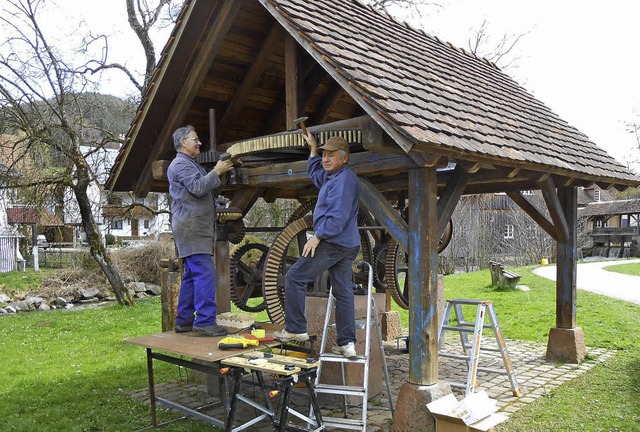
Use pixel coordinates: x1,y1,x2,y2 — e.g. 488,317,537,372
125,322,284,363
222,356,301,375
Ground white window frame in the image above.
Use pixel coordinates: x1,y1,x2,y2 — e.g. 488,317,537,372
504,223,514,239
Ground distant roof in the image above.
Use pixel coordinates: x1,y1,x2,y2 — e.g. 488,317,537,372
578,199,640,217
107,0,639,195
7,207,64,226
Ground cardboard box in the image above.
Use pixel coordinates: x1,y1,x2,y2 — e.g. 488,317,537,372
426,393,508,432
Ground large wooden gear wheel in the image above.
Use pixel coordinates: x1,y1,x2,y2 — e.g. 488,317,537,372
386,219,454,309
230,242,268,312
262,216,315,325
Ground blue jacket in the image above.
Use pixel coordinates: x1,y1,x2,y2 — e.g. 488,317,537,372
167,153,222,258
308,155,360,248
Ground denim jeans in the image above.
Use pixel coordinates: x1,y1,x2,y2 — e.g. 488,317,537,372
176,254,217,327
284,241,360,346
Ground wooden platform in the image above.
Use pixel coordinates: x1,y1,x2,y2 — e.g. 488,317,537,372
125,322,285,363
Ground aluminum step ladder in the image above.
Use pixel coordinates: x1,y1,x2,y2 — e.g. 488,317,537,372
438,298,522,397
313,261,394,431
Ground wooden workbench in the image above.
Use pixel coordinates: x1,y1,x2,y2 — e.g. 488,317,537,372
126,323,320,431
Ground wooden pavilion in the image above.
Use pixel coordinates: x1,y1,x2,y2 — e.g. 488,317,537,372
106,0,640,428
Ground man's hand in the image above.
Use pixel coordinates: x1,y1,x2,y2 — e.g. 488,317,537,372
302,130,318,157
213,158,233,176
302,234,320,257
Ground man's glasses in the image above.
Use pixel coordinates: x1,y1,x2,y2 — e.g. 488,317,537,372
184,137,201,143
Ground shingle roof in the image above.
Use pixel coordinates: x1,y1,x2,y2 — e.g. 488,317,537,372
578,199,640,217
263,0,638,184
6,208,64,226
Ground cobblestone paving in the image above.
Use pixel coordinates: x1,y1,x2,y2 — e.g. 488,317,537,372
129,336,615,431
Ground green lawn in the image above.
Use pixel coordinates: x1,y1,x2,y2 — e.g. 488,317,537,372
603,261,640,277
0,266,638,431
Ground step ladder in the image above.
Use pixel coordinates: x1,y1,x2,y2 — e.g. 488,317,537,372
438,298,522,397
313,261,394,431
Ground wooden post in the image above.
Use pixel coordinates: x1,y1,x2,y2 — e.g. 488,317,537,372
555,186,577,329
547,186,587,363
215,239,231,314
408,167,439,385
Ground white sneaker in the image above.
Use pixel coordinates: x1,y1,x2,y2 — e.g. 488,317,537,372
273,329,310,342
332,342,357,359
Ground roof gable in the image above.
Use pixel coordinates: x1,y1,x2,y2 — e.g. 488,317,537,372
107,0,639,194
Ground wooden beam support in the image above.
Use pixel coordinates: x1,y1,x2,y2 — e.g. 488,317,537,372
285,34,304,130
436,164,468,238
358,177,408,250
242,151,417,187
133,0,243,197
539,176,569,243
506,191,559,241
217,24,283,138
408,167,439,385
555,187,578,328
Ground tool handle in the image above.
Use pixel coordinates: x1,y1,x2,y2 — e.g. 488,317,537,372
219,343,244,350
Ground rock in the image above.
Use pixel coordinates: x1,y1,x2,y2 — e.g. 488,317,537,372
130,282,147,293
13,300,30,311
65,303,74,309
145,283,161,296
26,297,44,308
53,297,68,307
80,288,100,299
38,303,51,311
5,305,17,314
0,293,10,303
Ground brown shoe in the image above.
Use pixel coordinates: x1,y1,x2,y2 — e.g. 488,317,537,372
193,324,228,337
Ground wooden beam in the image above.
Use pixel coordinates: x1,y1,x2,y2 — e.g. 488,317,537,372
358,177,408,250
506,191,559,241
436,164,468,238
315,81,345,125
539,176,569,243
133,0,243,196
242,151,417,187
285,34,304,130
228,188,260,214
217,24,283,138
555,187,578,328
408,167,439,385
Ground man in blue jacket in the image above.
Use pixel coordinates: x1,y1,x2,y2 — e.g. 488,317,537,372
167,125,233,337
274,133,360,359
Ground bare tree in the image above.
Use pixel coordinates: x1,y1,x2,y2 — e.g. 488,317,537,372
0,0,166,305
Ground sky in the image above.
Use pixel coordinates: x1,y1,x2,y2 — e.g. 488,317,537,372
405,0,640,170
28,0,640,171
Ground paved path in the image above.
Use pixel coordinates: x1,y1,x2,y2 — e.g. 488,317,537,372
532,258,640,304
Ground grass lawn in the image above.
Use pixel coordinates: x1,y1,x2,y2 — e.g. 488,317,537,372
0,265,639,431
603,261,640,277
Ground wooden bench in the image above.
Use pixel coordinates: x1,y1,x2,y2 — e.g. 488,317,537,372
489,260,521,288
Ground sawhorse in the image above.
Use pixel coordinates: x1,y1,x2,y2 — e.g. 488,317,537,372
221,352,324,431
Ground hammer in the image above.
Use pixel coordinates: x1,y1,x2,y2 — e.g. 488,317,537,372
294,116,309,136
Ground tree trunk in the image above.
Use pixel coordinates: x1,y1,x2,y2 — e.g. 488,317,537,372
75,174,133,306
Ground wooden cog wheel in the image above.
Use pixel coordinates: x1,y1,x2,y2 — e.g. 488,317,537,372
230,242,268,312
262,216,314,325
386,219,454,310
